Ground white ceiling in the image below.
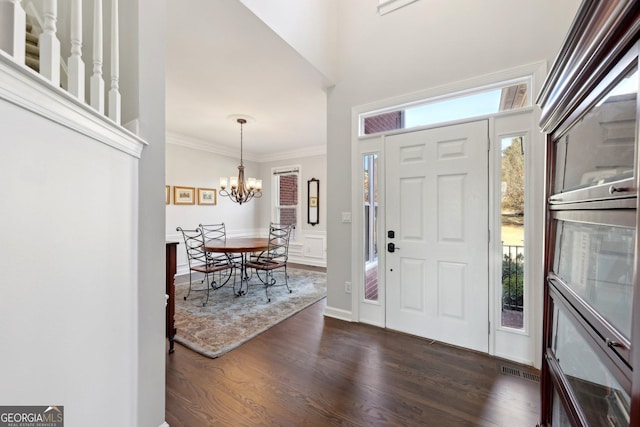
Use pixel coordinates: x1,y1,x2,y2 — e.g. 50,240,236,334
166,0,328,160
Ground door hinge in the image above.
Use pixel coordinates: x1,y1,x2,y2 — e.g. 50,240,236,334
487,136,491,151
488,320,491,334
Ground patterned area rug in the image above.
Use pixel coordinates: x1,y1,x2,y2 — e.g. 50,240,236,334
174,268,326,358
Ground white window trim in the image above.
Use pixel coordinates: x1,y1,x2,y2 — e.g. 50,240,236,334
272,165,302,240
378,0,419,16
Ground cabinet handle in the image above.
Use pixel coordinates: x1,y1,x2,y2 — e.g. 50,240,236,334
608,185,630,195
606,338,625,350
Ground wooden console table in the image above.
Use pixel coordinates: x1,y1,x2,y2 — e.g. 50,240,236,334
166,241,179,353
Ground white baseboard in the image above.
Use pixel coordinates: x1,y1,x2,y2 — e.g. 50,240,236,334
324,305,352,322
159,422,170,427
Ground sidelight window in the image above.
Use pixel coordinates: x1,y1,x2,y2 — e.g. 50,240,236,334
501,135,525,329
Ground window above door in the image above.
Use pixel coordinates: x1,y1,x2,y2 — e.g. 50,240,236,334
360,78,532,136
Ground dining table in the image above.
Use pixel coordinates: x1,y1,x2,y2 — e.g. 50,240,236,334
204,237,269,295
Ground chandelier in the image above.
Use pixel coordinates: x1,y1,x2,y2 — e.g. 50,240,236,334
219,118,262,205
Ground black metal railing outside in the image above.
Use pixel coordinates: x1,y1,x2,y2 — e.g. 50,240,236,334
502,244,524,311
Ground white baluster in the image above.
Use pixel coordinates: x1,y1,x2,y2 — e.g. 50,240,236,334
39,0,60,85
108,0,120,124
0,0,26,64
68,0,84,100
90,0,104,114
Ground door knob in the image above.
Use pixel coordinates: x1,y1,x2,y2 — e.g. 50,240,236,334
387,242,399,252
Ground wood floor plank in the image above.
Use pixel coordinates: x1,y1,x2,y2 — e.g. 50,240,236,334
166,299,540,426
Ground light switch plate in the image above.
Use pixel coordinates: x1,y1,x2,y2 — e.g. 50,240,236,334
341,212,352,223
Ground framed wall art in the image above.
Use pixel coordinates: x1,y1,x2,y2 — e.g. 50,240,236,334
198,188,217,205
165,185,170,205
173,186,195,205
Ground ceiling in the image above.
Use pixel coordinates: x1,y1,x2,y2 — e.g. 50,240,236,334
166,0,329,160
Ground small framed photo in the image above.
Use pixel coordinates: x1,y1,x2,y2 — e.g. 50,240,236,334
309,196,318,207
198,188,217,205
174,186,195,205
165,185,170,205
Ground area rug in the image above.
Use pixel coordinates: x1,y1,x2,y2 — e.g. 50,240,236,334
174,268,326,358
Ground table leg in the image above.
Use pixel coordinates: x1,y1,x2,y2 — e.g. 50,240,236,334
236,252,249,296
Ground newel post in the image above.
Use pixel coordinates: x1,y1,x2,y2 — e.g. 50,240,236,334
0,0,26,64
39,0,61,85
68,0,84,100
108,0,120,124
90,0,104,113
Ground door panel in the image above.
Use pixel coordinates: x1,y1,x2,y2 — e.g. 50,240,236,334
386,120,489,352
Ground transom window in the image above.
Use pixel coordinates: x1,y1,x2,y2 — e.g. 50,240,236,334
360,78,531,136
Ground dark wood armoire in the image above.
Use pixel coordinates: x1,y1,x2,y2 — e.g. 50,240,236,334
537,1,640,425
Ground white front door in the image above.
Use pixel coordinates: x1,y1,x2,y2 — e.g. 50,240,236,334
385,120,489,352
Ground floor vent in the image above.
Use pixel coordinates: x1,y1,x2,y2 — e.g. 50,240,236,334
500,365,540,383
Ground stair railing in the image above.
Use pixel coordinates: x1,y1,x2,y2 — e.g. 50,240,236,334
0,0,121,124
68,0,83,99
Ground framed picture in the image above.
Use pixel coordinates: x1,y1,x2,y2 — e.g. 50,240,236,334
309,196,318,207
165,185,170,205
198,188,217,205
174,186,195,205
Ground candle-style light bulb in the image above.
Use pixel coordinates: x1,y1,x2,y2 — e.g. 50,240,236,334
247,177,256,190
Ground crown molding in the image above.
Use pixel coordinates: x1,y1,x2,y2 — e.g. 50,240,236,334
166,131,258,162
258,144,326,163
167,131,326,163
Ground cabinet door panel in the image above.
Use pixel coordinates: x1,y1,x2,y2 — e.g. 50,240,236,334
552,303,631,425
551,65,637,202
554,218,635,340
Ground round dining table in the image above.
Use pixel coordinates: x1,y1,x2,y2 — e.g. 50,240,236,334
204,237,269,294
204,237,268,254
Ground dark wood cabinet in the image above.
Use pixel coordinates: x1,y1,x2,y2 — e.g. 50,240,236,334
537,2,640,425
166,241,178,353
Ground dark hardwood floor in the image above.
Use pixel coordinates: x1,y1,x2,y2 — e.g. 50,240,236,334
166,299,540,426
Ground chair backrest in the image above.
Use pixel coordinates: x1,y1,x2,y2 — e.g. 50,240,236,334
176,227,207,267
199,223,226,243
266,223,292,262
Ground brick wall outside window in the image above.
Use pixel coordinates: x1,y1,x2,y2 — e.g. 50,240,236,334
277,174,298,227
364,111,404,134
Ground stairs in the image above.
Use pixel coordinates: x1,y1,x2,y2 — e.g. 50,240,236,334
25,22,39,72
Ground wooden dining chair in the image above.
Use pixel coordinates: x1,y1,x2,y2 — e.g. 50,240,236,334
245,223,292,302
176,227,234,306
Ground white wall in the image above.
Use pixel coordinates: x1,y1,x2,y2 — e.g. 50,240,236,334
135,0,167,426
326,0,581,314
0,87,140,425
239,0,337,84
